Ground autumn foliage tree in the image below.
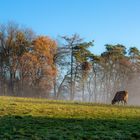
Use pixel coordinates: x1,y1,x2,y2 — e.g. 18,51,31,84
0,22,57,97
20,36,57,97
0,22,33,95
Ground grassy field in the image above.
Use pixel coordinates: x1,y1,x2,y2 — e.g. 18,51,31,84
0,96,140,140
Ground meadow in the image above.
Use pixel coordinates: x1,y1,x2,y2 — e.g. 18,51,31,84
0,96,140,140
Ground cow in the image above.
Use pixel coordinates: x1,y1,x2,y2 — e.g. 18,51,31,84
112,90,128,105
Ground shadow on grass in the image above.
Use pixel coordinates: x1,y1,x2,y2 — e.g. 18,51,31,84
0,115,140,140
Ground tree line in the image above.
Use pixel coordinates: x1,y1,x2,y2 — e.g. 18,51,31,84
0,22,140,103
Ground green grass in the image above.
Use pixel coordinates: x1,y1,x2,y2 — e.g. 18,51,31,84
0,96,140,140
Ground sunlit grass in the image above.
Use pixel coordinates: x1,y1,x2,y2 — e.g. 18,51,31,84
0,96,140,139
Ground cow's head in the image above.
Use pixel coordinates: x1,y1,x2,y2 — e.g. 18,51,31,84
111,100,115,105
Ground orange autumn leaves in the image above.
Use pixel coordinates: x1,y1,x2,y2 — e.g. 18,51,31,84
20,36,57,90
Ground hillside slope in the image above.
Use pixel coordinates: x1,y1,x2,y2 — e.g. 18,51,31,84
0,96,140,140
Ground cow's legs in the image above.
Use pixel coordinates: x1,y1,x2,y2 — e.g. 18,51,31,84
117,101,120,105
124,100,127,105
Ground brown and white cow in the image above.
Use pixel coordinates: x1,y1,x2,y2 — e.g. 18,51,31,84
112,90,128,105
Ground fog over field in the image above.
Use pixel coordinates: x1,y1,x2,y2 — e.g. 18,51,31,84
127,76,140,106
